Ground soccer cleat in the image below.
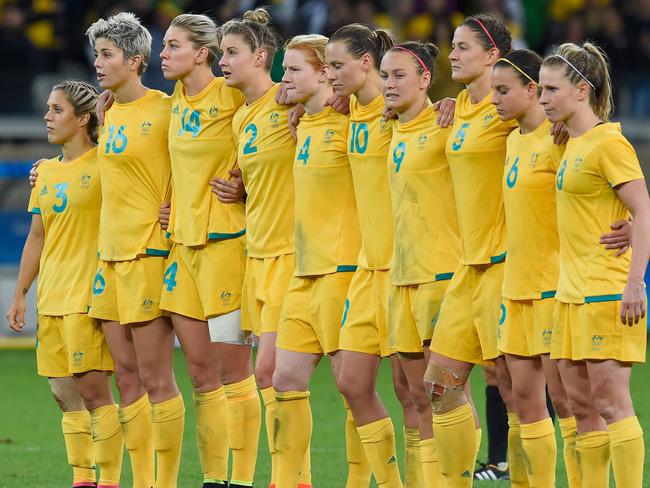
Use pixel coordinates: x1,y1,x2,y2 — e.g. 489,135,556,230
202,482,228,487
229,485,252,488
73,484,97,488
473,461,509,481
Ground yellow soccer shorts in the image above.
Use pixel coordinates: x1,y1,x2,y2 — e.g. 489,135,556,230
160,237,246,320
339,267,393,357
36,313,114,377
241,253,295,335
430,261,504,364
276,271,354,355
389,279,451,354
498,296,555,357
89,255,166,325
551,299,647,363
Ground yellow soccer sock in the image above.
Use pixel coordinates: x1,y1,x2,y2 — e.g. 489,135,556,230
507,412,530,488
432,403,475,487
608,416,644,488
357,417,403,487
119,393,154,488
90,404,124,487
420,437,443,488
261,387,278,486
475,427,482,459
558,417,580,488
194,387,229,484
403,427,423,488
151,394,185,488
62,410,96,486
575,431,610,488
343,400,371,488
275,391,312,488
224,375,261,486
520,418,556,488
297,442,312,488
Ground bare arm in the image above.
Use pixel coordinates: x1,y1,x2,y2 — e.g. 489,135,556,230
615,179,650,325
6,215,45,331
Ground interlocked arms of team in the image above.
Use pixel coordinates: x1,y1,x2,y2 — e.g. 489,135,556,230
5,6,649,488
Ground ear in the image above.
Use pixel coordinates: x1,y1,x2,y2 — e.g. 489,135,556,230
420,71,431,90
360,52,373,72
129,54,144,73
255,48,268,68
526,81,538,100
78,112,91,128
486,47,500,66
576,81,591,102
319,65,329,83
195,46,211,65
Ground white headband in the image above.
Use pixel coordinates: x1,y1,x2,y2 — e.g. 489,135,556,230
553,54,596,90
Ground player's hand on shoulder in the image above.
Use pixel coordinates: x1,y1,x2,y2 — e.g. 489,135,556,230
551,122,569,145
288,104,306,141
210,168,246,203
158,202,171,231
28,158,46,188
96,90,114,125
433,97,456,128
327,95,350,115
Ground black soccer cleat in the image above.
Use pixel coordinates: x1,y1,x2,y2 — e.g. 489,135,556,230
474,461,510,481
201,482,228,487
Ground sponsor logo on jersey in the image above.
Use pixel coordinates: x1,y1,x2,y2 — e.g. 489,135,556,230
209,106,219,118
269,111,280,128
80,174,91,189
40,185,48,196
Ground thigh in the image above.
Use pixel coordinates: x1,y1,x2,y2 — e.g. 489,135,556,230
399,352,429,394
160,243,204,320
101,320,137,370
337,350,381,394
172,313,214,368
473,262,504,361
214,342,253,384
506,354,545,402
255,332,278,387
36,315,69,377
130,317,176,379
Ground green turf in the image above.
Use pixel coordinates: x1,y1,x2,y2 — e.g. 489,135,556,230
1,348,649,487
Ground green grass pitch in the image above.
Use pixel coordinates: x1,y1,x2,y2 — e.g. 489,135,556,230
1,348,648,487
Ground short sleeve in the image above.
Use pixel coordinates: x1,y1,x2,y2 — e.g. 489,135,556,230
599,136,644,188
27,186,40,214
549,142,566,172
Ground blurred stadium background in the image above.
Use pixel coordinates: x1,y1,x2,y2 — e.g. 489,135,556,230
0,0,649,343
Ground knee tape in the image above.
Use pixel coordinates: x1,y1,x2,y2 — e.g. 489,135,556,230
208,309,253,345
423,362,470,414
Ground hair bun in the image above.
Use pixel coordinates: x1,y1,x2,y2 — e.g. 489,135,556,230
243,8,271,25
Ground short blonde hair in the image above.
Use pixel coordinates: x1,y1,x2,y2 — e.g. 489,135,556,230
170,14,221,65
285,34,328,70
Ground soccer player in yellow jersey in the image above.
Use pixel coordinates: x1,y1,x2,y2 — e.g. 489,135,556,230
380,41,461,488
491,49,577,488
6,82,119,488
540,42,650,488
271,33,391,488
324,25,421,488
86,13,181,488
422,14,518,486
156,15,258,488
217,10,312,488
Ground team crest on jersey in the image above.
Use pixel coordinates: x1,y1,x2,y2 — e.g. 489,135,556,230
172,104,180,115
140,121,153,136
80,174,91,189
542,328,552,347
142,298,154,312
220,291,232,304
324,128,335,143
529,152,539,168
417,134,428,150
483,112,495,128
591,334,604,351
379,117,389,132
72,351,84,364
208,106,219,118
40,185,48,196
269,111,280,128
573,156,584,171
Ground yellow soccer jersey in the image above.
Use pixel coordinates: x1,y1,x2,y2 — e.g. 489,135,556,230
293,107,361,276
97,89,172,261
28,149,100,315
502,120,565,300
233,84,295,258
348,94,394,270
168,78,246,246
389,105,460,285
445,89,517,265
555,122,644,303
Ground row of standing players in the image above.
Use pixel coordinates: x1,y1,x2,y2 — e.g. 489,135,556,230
6,7,649,488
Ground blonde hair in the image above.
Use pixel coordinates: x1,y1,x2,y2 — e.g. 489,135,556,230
285,34,328,70
543,42,613,121
221,8,278,70
86,12,152,75
170,14,221,65
51,80,100,143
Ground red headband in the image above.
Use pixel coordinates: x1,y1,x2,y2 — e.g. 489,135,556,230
473,18,499,55
394,46,430,76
